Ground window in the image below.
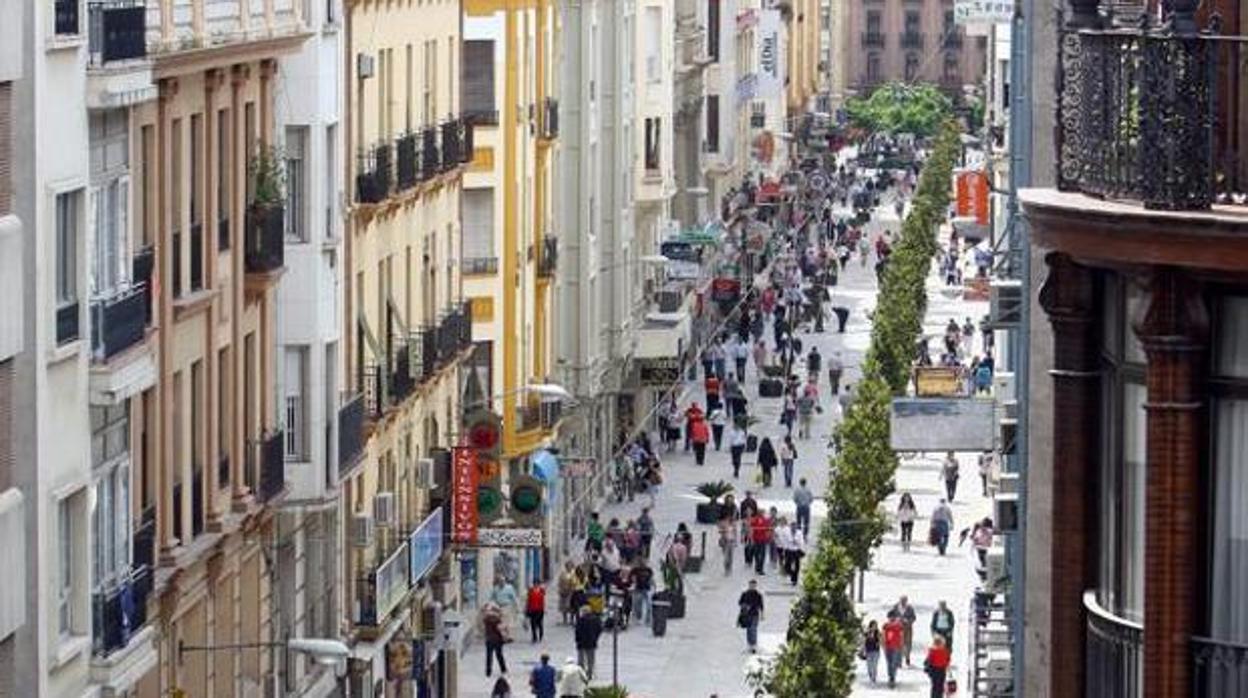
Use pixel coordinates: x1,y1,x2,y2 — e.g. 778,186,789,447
944,54,959,82
285,126,308,242
463,41,496,121
217,110,230,246
90,111,130,299
56,190,81,344
705,95,719,153
405,44,414,132
707,0,720,62
171,118,183,297
58,491,85,637
190,114,202,229
644,117,661,172
284,346,309,461
54,0,80,35
462,189,495,265
904,10,921,36
2,85,14,215
866,11,881,37
91,403,131,589
943,9,956,37
644,7,662,83
424,40,437,124
905,53,920,82
325,124,337,240
867,53,881,83
1209,297,1248,642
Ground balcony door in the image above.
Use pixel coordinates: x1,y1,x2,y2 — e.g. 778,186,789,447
89,109,131,300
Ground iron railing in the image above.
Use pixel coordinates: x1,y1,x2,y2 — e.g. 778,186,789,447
189,223,204,290
132,246,154,325
391,341,415,402
338,392,366,478
459,299,473,349
418,329,438,381
1085,592,1143,698
862,32,885,47
541,97,559,139
356,143,393,203
57,303,80,345
1057,24,1247,210
1193,636,1248,698
88,0,146,65
464,109,499,126
395,133,419,191
132,508,155,570
91,565,152,657
538,236,558,277
256,430,286,503
463,257,499,275
244,205,285,273
90,284,147,360
540,400,563,429
421,126,440,180
441,119,466,170
900,32,924,49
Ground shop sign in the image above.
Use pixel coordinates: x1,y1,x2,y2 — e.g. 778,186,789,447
358,542,411,626
954,0,1014,23
711,277,742,303
409,507,444,583
756,10,784,100
639,357,683,386
474,527,545,548
451,448,479,544
956,170,991,225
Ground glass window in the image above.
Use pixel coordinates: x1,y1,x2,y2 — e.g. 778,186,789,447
56,191,80,306
1211,398,1248,642
1124,280,1149,364
1102,274,1122,358
1119,381,1147,621
1216,297,1248,378
285,126,307,242
58,495,76,636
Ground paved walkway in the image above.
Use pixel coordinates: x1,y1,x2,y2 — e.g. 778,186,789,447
457,198,991,698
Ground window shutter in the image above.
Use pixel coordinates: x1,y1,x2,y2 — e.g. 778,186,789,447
463,41,495,116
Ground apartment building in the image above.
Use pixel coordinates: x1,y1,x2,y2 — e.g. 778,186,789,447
635,0,676,258
784,0,822,114
734,1,788,178
343,0,470,693
461,0,560,596
703,0,742,209
844,0,987,96
272,0,344,695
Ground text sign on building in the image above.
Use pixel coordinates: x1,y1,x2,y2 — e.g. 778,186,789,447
451,448,479,544
956,170,991,225
639,357,683,386
474,527,544,548
756,10,784,100
889,398,996,451
409,507,444,583
954,0,1014,24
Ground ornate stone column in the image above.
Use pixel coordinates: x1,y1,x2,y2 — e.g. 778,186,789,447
1038,252,1101,698
1134,268,1208,698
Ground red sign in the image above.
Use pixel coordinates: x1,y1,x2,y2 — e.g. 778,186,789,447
451,448,479,544
956,171,990,226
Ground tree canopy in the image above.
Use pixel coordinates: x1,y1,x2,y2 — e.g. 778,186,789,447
844,83,954,137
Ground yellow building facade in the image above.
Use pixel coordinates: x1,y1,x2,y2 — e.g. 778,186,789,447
786,0,823,114
342,0,470,691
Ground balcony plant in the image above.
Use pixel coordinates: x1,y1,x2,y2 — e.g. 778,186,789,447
694,480,734,524
246,148,287,271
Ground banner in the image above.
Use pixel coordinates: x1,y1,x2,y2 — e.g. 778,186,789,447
451,448,479,544
956,171,990,226
954,0,1014,24
409,507,444,583
756,10,784,100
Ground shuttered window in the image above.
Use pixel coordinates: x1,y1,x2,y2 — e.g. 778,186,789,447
463,40,495,120
462,189,495,260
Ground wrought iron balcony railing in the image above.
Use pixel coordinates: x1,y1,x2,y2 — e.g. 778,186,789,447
421,126,440,180
1084,592,1142,698
255,430,286,504
391,340,415,402
244,205,284,273
91,565,153,658
362,364,386,420
57,302,80,346
541,98,560,139
862,32,885,47
441,119,464,171
464,109,500,126
1193,635,1248,698
88,1,147,65
463,257,499,275
1057,24,1247,210
356,143,393,204
900,32,924,49
338,392,366,478
91,284,148,360
538,236,558,277
395,133,419,191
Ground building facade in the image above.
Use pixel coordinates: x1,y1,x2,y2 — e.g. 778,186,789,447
784,0,822,115
843,0,987,96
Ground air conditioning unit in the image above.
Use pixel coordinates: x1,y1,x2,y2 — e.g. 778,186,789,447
997,471,1020,495
357,53,376,80
989,279,1023,329
985,546,1008,589
985,647,1013,680
416,458,436,488
994,492,1020,532
993,371,1016,402
351,514,375,548
998,416,1017,455
1000,399,1019,421
656,289,684,313
374,492,397,527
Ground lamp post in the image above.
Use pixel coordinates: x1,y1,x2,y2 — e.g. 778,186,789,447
177,636,351,694
608,593,624,688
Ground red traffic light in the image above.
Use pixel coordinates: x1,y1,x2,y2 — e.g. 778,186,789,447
464,410,502,455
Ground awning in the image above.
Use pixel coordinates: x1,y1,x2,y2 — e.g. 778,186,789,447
531,449,560,482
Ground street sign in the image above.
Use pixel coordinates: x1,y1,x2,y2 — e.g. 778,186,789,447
639,357,682,386
474,527,544,548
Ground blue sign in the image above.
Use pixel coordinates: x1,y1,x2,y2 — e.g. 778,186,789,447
409,507,444,583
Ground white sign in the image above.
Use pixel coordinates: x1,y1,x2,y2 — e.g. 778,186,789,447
954,0,1014,24
756,10,784,100
889,398,996,451
474,528,545,548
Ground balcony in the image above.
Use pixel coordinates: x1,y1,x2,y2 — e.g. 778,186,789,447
463,257,499,275
132,247,154,324
189,223,204,291
362,364,386,420
418,329,438,382
91,566,153,658
1084,592,1142,698
90,285,148,361
944,31,964,48
255,430,286,504
862,32,885,48
1057,25,1247,211
132,508,156,570
356,143,393,204
540,97,559,140
338,392,366,479
900,32,924,49
87,1,147,65
436,310,460,366
1193,636,1248,698
395,133,419,191
464,109,499,126
57,303,80,345
244,204,285,274
538,236,558,277
441,119,466,171
391,340,415,402
421,126,440,180
148,0,303,60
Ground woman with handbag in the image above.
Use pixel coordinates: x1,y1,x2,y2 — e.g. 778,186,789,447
924,635,952,698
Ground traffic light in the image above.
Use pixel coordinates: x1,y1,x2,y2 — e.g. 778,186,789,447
463,409,504,525
508,473,544,527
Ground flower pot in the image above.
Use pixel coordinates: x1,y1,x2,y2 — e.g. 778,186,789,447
695,501,722,524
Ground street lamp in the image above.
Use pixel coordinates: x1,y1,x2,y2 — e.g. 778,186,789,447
608,593,624,688
178,636,351,667
463,382,576,411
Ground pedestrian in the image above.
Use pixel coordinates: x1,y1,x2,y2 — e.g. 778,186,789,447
492,578,521,629
684,402,704,452
690,414,710,466
573,606,603,679
629,557,654,623
827,351,844,395
557,562,580,624
925,635,953,698
780,436,798,487
525,583,546,642
482,603,509,677
892,595,919,665
786,520,805,585
978,450,995,496
774,517,793,579
796,381,819,440
728,422,747,478
793,478,813,535
806,346,822,382
709,406,726,451
734,338,750,380
838,383,855,417
941,451,960,501
862,620,882,684
780,393,797,437
971,517,995,567
833,304,850,333
638,507,655,559
930,499,954,555
491,677,513,698
737,579,765,653
931,600,956,651
718,501,738,575
557,656,590,698
753,338,769,375
757,437,777,488
705,371,722,413
882,611,904,687
529,653,557,698
897,492,918,552
749,509,773,575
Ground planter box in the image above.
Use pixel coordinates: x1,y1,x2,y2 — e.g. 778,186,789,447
654,590,687,619
695,502,722,524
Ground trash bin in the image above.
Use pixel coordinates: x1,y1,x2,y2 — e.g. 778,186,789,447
652,599,671,637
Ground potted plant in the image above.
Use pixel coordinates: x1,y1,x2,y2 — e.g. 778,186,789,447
694,480,734,524
245,147,286,270
586,687,630,698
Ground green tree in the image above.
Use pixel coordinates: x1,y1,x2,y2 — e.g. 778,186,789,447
844,83,954,137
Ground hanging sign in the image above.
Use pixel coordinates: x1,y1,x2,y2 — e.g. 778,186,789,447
956,171,990,226
756,10,784,100
451,448,479,544
474,528,545,548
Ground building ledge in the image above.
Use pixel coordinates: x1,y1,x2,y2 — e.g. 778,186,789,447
89,625,158,693
89,337,157,404
172,288,218,322
1020,187,1248,272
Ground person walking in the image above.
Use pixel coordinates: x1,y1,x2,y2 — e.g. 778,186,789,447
737,579,765,653
709,406,726,451
525,583,546,643
557,562,581,625
629,557,654,623
529,654,557,698
718,503,739,575
931,600,956,652
978,450,995,496
690,415,710,466
734,339,750,381
826,352,844,396
971,517,995,567
797,380,819,440
779,436,798,487
925,636,953,698
492,677,513,698
785,520,805,585
930,499,954,555
482,603,509,677
882,611,905,688
892,595,919,666
862,620,883,684
793,479,814,536
638,507,655,559
806,347,822,382
897,492,918,552
941,451,960,501
728,422,747,478
749,509,772,575
573,606,603,679
757,437,777,488
684,402,705,452
557,657,590,698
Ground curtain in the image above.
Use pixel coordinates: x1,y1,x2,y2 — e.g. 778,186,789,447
1121,382,1147,621
1212,399,1248,642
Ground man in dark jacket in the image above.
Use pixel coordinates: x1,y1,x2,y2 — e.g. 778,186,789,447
529,653,557,698
574,606,603,679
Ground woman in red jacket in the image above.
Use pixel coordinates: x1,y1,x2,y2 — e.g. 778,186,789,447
525,583,546,643
924,635,952,698
690,416,710,466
